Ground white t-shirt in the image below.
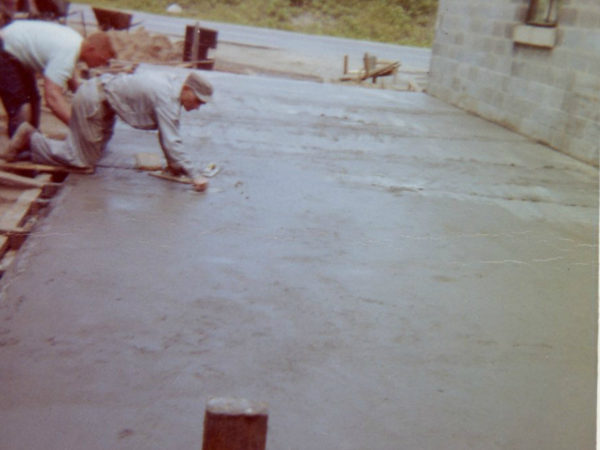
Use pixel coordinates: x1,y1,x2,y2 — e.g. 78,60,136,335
1,20,82,87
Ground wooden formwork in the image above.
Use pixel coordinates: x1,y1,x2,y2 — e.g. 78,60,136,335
0,163,78,278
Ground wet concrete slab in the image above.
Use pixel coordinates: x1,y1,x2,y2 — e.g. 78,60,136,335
0,70,597,450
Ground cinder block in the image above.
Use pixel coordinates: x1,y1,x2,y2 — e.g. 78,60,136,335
431,0,600,164
513,24,557,48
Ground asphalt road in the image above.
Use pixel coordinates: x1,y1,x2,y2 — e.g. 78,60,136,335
70,3,431,69
68,3,431,86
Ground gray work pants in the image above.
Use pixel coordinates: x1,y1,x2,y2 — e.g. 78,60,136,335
30,79,116,168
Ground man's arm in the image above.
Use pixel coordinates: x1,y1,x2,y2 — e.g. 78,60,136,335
67,77,79,93
154,103,207,190
44,76,71,125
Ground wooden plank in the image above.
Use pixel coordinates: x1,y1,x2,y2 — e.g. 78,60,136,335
360,61,400,81
0,249,18,277
134,153,164,171
149,164,219,182
0,190,39,230
0,170,57,190
148,171,209,192
0,226,32,249
0,174,50,231
148,171,192,185
0,161,94,174
0,225,31,235
0,236,10,263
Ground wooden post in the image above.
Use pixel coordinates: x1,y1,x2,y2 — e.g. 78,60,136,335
191,22,200,68
343,55,348,75
201,397,268,450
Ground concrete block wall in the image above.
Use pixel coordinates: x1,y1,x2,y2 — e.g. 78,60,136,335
428,0,600,166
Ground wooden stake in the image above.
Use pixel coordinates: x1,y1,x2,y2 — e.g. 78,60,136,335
191,22,200,68
202,398,268,450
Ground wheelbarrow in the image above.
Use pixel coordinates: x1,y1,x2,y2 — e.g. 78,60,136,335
92,7,133,31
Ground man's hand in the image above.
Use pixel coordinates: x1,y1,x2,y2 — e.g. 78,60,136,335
192,176,209,192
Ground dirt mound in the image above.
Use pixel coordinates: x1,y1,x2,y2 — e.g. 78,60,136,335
107,27,184,64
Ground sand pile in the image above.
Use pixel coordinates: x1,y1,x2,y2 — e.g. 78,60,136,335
107,27,185,64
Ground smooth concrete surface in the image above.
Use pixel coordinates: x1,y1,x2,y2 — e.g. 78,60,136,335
0,69,597,450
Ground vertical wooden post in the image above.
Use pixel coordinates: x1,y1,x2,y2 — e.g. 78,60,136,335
201,397,268,450
191,22,200,67
343,55,348,75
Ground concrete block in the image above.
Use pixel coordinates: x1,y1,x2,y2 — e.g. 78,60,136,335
572,71,600,100
583,54,600,75
431,0,600,164
576,9,600,28
558,7,579,26
561,28,600,53
540,84,567,110
513,24,557,48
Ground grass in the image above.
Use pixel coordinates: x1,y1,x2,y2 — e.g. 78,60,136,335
77,0,439,47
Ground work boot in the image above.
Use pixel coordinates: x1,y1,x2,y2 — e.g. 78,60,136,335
3,122,35,161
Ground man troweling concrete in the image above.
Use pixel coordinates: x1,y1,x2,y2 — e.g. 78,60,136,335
3,70,214,192
0,20,115,136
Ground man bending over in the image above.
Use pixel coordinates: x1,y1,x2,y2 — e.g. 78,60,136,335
3,70,214,192
0,20,115,136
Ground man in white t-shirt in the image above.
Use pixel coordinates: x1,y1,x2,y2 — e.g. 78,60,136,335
0,20,115,136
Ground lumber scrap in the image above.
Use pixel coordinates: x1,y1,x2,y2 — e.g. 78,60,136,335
135,153,165,171
0,161,94,175
340,54,401,83
360,61,400,81
148,171,193,185
0,174,51,248
0,236,10,263
0,225,31,236
148,170,209,192
148,162,220,181
0,170,55,189
0,249,18,277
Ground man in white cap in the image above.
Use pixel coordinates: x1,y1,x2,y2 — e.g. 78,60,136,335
4,70,214,192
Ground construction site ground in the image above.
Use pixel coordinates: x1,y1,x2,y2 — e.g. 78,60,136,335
0,4,598,450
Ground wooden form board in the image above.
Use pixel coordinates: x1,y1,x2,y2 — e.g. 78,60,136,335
0,161,94,174
134,153,165,171
0,173,50,252
148,171,192,185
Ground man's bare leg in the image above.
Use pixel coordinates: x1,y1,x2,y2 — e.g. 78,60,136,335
0,122,35,161
8,103,35,138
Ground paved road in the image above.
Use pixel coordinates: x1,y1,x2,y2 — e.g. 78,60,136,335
68,2,431,77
